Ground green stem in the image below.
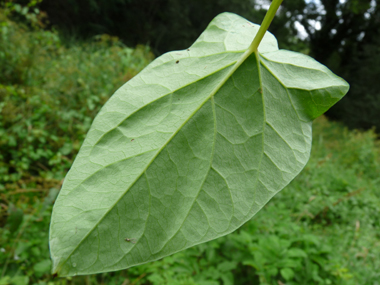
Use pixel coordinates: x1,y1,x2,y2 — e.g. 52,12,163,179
249,0,283,52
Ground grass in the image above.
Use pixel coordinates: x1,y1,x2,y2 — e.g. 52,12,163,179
1,7,380,285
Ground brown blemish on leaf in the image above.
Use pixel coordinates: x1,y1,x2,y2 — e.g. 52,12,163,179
125,238,136,243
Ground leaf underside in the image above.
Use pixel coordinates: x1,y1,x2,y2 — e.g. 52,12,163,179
49,12,349,276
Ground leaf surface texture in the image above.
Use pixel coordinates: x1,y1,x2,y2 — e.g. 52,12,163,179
49,12,349,276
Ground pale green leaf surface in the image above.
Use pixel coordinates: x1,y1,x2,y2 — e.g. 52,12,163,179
49,12,349,276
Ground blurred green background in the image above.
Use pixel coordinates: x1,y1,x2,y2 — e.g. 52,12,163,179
0,0,379,284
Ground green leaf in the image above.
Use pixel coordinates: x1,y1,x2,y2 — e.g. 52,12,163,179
10,276,29,285
33,259,52,278
280,267,295,281
49,12,349,276
7,204,23,234
0,276,11,285
287,248,307,258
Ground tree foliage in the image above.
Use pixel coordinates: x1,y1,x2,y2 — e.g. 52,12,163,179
36,0,258,54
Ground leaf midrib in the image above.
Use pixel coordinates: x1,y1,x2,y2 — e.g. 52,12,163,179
88,51,246,153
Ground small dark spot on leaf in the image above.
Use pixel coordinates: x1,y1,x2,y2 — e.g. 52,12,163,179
187,49,190,51
131,139,135,142
176,60,179,64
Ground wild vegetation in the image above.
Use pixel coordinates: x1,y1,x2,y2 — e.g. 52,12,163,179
0,8,153,187
1,4,380,285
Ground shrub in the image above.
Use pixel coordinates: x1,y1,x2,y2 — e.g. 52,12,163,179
0,10,153,188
